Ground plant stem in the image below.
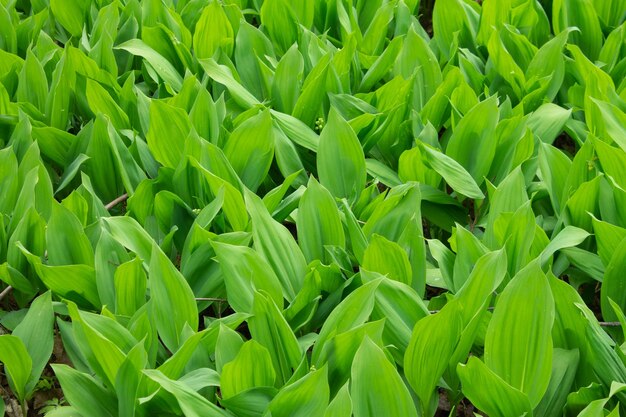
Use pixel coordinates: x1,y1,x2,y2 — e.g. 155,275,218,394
105,193,129,210
0,285,12,302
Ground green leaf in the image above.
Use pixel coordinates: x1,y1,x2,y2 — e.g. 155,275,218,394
115,39,183,92
199,58,261,109
540,226,590,266
272,45,303,113
553,0,603,61
46,201,93,266
18,243,100,309
0,335,32,403
268,367,329,417
146,100,191,169
12,291,54,394
418,142,484,199
52,364,117,417
352,337,418,417
405,301,463,415
312,279,381,364
143,370,232,417
224,110,275,192
317,108,367,203
193,0,234,59
484,261,555,407
297,177,345,264
149,244,198,352
260,0,299,54
50,0,89,37
221,340,276,399
212,241,283,313
363,235,412,285
324,383,352,417
249,291,302,386
446,96,499,184
245,189,306,301
114,257,147,317
600,238,626,323
457,357,532,417
534,348,579,417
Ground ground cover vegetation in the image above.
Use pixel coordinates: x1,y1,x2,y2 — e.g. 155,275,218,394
1,0,626,415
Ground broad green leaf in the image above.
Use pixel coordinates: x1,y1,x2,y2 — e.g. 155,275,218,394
18,243,100,309
405,301,463,415
143,370,232,417
224,110,274,192
272,45,303,113
553,0,603,60
260,0,299,54
101,216,155,265
352,337,418,417
212,241,283,313
529,104,571,145
199,58,261,109
245,189,306,301
534,348,579,417
484,261,555,407
455,250,507,324
114,257,147,317
221,340,276,399
0,335,32,403
236,22,275,101
85,78,130,130
324,383,352,417
193,0,234,59
149,244,198,352
600,238,626,323
365,273,429,361
116,39,183,92
432,0,477,60
50,0,89,37
12,291,54,394
297,177,345,264
446,96,499,184
458,357,532,417
67,302,127,388
267,367,329,417
312,279,381,364
46,201,93,266
540,226,590,266
418,142,484,199
363,235,412,285
317,108,366,203
315,319,385,393
52,364,117,417
249,291,302,386
146,100,191,169
215,325,244,373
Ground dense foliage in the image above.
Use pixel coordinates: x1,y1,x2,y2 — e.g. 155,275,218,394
2,0,626,415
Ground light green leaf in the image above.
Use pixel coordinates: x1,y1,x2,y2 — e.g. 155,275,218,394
484,261,554,407
297,177,345,264
193,0,234,59
221,340,276,399
268,367,329,417
149,244,198,352
0,335,32,403
352,337,418,417
458,357,532,417
418,142,484,199
115,39,183,92
317,108,366,203
405,301,463,415
12,291,54,394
